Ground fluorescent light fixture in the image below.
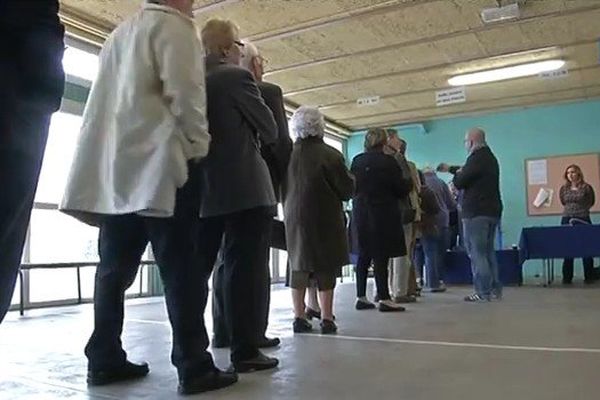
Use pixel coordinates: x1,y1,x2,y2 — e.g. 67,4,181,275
62,46,99,82
448,60,566,86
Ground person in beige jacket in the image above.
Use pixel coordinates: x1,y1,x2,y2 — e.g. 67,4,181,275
385,131,422,303
60,0,237,395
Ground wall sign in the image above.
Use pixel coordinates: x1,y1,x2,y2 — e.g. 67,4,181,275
436,87,466,106
356,96,380,107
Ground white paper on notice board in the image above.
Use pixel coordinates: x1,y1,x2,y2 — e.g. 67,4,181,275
528,159,548,185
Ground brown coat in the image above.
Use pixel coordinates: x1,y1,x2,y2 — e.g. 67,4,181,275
283,137,355,274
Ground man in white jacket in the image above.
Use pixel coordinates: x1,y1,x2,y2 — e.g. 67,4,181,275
60,0,237,395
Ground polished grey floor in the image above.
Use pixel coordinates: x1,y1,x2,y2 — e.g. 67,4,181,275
1,282,600,399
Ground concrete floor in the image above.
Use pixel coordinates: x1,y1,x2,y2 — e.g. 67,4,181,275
1,282,600,399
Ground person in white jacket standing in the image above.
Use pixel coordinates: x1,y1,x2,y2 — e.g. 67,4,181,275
60,0,237,395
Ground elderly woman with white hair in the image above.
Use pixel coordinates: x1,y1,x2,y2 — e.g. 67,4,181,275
283,106,354,335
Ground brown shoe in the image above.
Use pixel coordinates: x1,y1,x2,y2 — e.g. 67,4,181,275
393,295,417,303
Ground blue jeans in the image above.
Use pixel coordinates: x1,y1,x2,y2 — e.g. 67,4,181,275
421,231,445,289
463,217,502,298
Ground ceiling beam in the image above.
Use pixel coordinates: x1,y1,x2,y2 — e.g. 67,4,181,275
283,99,352,137
351,87,600,130
282,35,599,98
337,72,600,123
313,42,598,110
246,0,441,43
193,0,242,16
264,2,600,78
59,5,111,47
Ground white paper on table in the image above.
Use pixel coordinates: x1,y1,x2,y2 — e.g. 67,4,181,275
533,187,553,208
528,159,548,185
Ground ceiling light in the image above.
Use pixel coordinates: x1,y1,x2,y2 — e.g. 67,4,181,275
448,60,566,86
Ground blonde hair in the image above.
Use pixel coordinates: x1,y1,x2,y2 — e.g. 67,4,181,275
385,128,398,139
364,128,388,151
201,19,239,57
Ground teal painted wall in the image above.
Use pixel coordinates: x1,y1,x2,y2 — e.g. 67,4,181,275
347,99,600,280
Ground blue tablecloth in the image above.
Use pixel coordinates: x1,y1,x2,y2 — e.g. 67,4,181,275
444,249,522,285
519,225,600,263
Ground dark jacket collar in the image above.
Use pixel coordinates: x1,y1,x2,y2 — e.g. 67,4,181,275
298,136,324,144
366,146,385,154
205,53,226,71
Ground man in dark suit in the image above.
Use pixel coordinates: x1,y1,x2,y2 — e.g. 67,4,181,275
0,0,65,323
197,20,279,373
212,41,291,349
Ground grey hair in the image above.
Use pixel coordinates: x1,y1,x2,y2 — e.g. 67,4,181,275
290,106,325,140
240,41,259,70
468,127,487,145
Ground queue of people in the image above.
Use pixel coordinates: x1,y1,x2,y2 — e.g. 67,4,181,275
3,0,598,397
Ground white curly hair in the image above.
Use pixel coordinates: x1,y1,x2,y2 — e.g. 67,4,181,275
290,106,325,140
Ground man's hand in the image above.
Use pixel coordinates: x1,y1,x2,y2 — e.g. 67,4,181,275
437,163,450,173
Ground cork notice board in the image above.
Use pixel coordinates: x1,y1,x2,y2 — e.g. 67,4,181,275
525,153,600,216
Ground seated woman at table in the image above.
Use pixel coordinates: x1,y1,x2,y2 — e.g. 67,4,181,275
559,164,596,284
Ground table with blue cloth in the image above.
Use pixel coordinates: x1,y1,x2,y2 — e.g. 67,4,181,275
443,249,522,286
519,224,600,286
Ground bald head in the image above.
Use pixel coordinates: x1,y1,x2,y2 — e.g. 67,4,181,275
240,40,263,81
464,127,487,152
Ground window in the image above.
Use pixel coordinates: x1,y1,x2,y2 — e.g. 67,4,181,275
34,112,82,204
324,135,344,153
28,209,99,264
62,46,99,83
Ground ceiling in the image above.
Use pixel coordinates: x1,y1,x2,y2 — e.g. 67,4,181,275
59,0,600,133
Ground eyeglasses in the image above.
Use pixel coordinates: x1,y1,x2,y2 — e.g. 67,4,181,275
234,40,245,48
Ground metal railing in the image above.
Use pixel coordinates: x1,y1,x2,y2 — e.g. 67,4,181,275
17,261,156,316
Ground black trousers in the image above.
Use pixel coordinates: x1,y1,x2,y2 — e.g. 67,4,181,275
198,207,271,362
356,255,390,300
85,187,214,379
212,250,271,344
561,216,594,283
0,26,64,323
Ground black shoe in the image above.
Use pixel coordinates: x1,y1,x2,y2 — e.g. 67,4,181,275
320,319,337,335
378,300,406,312
306,308,336,320
293,317,313,333
229,352,279,373
305,307,321,320
429,287,447,293
257,336,280,348
355,299,376,310
212,337,230,349
178,368,238,395
87,361,149,386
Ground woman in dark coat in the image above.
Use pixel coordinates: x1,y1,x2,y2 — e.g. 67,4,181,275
284,107,355,334
350,128,412,312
